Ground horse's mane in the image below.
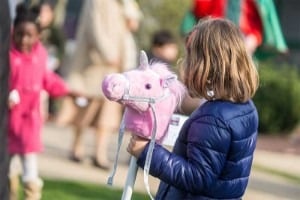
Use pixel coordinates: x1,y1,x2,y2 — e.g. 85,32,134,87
149,61,186,108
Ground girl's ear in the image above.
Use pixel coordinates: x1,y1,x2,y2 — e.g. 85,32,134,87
160,75,177,88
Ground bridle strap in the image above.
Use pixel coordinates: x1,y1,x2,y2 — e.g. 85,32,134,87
107,114,126,186
143,104,157,200
107,73,169,200
119,74,171,104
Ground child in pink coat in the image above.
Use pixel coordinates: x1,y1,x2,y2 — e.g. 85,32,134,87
8,3,70,199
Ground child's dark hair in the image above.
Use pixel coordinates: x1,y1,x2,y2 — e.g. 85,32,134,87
14,3,41,31
151,30,176,47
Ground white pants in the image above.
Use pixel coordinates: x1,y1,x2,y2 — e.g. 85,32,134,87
9,153,39,183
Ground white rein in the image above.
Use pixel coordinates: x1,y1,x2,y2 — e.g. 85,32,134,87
107,74,171,200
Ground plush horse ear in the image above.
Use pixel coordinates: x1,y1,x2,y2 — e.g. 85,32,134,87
161,74,178,88
139,50,149,70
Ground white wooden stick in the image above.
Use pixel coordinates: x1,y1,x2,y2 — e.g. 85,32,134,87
121,156,138,200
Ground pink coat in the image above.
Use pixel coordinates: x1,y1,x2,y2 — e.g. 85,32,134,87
8,41,69,154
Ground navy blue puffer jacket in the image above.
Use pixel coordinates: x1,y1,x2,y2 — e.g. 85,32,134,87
137,100,258,200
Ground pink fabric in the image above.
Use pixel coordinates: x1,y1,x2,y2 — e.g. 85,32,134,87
8,41,69,154
102,58,186,142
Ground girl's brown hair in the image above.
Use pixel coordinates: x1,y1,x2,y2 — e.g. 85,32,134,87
182,18,259,103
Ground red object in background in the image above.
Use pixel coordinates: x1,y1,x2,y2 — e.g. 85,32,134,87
240,0,263,46
192,0,226,19
192,0,263,46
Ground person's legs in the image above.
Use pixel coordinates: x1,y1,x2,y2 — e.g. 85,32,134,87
8,155,21,200
93,126,112,169
70,98,102,162
55,96,78,126
94,99,122,170
55,96,85,162
20,153,43,200
21,154,39,183
70,126,84,162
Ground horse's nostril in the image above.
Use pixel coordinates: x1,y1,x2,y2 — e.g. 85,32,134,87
145,83,152,89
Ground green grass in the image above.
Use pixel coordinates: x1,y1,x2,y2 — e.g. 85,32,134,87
19,178,149,200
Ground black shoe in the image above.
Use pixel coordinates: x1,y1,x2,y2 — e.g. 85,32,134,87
69,154,83,163
92,157,110,171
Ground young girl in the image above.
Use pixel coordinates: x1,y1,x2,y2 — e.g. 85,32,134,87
127,18,259,199
8,3,70,200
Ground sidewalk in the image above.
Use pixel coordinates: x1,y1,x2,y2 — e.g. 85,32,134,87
40,122,160,193
40,122,300,199
253,150,300,177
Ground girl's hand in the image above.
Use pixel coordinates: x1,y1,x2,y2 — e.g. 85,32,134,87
8,100,17,109
8,90,20,109
127,135,149,158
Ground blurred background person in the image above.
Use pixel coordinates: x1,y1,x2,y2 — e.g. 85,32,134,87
62,0,83,42
145,29,204,115
9,0,70,121
122,0,143,71
59,0,84,78
147,29,179,65
56,0,142,170
145,29,203,115
8,3,70,199
38,1,68,121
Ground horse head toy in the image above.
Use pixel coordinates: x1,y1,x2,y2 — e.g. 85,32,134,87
102,50,186,141
102,50,186,198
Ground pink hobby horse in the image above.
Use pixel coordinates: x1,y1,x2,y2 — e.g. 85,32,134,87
102,50,185,142
102,50,186,199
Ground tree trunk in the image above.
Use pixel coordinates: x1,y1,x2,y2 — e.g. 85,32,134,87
0,0,10,199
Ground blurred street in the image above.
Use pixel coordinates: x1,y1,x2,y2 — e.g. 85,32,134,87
39,122,300,200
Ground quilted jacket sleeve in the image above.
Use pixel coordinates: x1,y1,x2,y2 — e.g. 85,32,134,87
137,117,231,194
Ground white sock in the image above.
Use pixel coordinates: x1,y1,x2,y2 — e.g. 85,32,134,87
21,153,39,183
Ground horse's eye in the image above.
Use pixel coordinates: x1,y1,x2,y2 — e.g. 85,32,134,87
145,83,152,89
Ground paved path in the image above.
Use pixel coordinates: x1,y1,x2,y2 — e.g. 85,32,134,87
39,122,300,199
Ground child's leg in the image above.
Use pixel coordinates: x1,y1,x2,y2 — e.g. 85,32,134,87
20,153,43,200
70,126,84,162
93,125,111,169
94,99,121,170
21,153,39,182
9,155,21,200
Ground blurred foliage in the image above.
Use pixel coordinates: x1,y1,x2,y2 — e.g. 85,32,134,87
253,60,300,134
136,0,192,50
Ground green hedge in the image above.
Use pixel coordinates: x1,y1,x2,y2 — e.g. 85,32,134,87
136,0,191,49
253,60,300,134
